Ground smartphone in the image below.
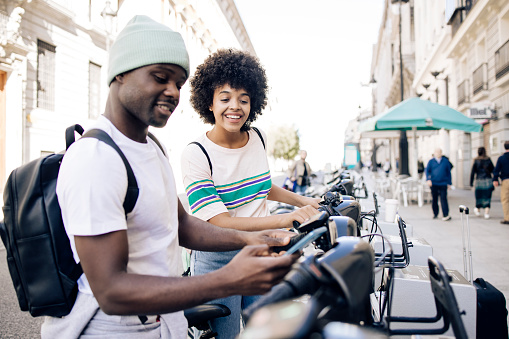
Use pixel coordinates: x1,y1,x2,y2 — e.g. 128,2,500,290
283,226,328,256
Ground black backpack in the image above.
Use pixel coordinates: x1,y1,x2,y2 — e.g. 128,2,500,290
0,124,164,317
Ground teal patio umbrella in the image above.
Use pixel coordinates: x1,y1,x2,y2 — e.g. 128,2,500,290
359,97,482,177
359,97,482,133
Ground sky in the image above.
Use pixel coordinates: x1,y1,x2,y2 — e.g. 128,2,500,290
232,0,385,171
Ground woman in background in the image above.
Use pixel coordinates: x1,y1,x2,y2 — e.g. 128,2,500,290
470,146,494,219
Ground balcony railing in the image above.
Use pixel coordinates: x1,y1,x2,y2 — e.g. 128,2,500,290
465,0,478,15
447,0,478,36
457,79,469,106
472,63,487,95
495,40,509,80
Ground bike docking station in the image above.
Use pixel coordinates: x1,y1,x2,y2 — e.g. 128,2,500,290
368,219,431,267
359,192,415,237
368,215,477,339
250,171,484,339
370,264,477,338
368,214,433,293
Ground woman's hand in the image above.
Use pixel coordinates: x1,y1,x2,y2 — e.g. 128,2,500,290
298,195,322,209
284,206,320,228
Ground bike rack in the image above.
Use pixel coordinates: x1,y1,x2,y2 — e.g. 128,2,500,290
373,214,411,268
385,257,468,339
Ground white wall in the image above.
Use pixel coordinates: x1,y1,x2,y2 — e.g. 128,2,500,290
5,0,254,195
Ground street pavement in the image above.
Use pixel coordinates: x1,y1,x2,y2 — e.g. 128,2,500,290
0,250,44,338
1,171,508,337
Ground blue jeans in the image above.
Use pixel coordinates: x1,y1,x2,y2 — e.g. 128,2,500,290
295,184,308,194
191,250,260,339
431,185,449,217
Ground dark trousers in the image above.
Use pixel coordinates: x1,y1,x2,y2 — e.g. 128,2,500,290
431,185,449,217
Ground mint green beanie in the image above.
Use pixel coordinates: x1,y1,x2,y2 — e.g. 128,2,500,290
107,15,190,85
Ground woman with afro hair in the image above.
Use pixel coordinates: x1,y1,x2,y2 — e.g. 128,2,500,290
181,49,320,339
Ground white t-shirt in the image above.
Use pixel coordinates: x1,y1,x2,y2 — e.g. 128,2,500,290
56,116,185,329
181,129,271,221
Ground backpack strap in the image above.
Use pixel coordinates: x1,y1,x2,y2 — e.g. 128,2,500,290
81,129,139,215
252,127,265,149
187,129,264,176
148,132,166,156
189,141,213,175
65,124,85,150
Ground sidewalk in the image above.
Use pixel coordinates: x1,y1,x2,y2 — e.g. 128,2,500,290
361,171,509,304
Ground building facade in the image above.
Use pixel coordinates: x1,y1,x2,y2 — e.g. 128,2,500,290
358,0,509,188
362,0,417,176
0,0,255,194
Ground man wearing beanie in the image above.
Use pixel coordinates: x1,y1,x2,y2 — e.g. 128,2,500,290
41,15,297,338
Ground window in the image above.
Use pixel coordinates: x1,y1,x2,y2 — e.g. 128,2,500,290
495,40,509,80
89,62,101,119
37,40,56,110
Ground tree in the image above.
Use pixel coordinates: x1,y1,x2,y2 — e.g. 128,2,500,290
267,125,300,167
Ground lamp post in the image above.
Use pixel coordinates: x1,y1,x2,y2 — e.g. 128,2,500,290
368,76,379,172
392,0,409,176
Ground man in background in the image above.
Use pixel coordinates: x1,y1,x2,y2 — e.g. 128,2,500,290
288,150,313,194
493,141,509,224
425,148,453,221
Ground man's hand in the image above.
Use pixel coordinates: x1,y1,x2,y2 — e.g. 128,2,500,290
220,245,298,295
494,181,499,187
244,229,296,248
426,180,432,187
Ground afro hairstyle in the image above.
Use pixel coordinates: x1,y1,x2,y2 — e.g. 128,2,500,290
189,48,268,131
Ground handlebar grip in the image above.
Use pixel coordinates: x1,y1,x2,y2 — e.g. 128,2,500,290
459,205,469,214
293,220,301,228
242,263,320,323
272,233,307,253
242,280,298,322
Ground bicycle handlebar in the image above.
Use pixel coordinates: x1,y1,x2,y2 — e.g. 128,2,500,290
242,256,322,322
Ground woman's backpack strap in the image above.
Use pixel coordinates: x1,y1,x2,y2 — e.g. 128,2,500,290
252,127,265,149
188,141,213,175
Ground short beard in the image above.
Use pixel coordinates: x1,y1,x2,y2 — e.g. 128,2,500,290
148,117,168,128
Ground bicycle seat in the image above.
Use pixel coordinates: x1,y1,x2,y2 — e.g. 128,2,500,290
184,304,231,328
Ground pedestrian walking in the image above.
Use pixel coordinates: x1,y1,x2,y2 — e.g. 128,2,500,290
470,146,494,219
425,148,453,221
288,150,314,194
493,141,509,224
